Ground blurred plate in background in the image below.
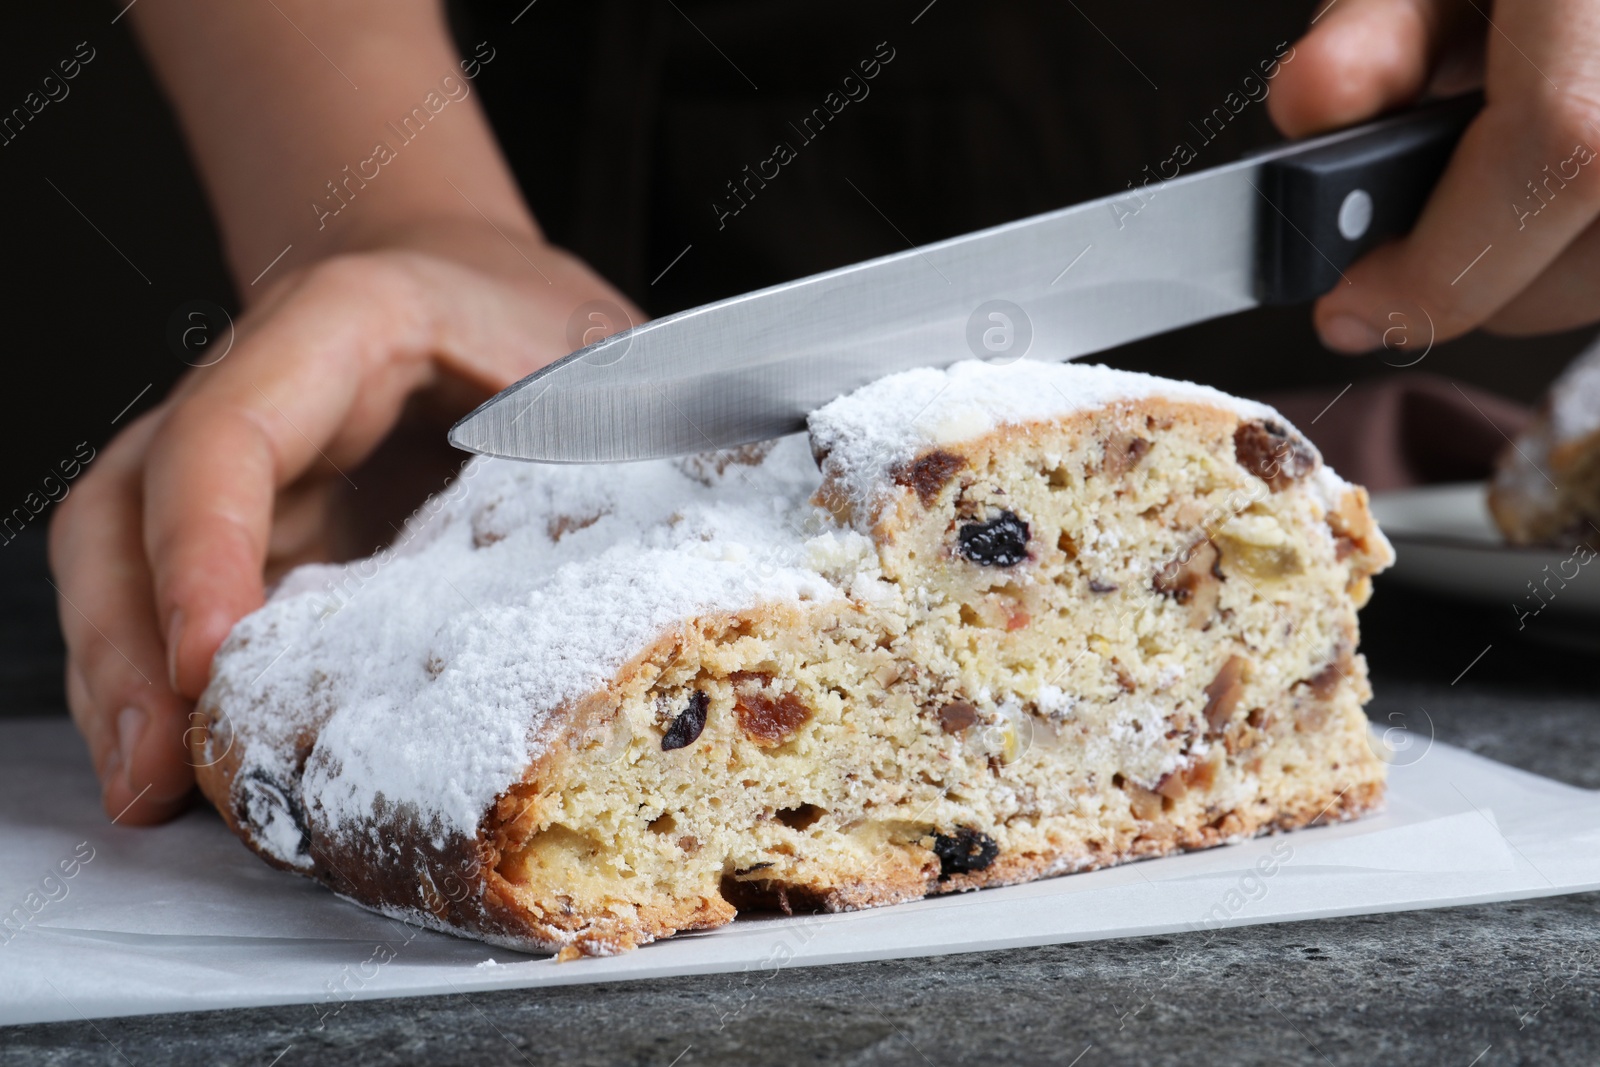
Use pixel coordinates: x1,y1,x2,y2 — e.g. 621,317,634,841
1368,482,1600,619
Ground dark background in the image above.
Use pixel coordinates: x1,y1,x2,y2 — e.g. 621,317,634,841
0,0,1593,551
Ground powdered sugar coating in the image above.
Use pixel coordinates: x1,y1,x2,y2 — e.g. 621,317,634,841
808,359,1286,513
1491,422,1560,509
210,434,837,860
207,358,1346,863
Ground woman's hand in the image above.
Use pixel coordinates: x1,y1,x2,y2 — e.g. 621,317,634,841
1270,0,1600,349
50,218,640,824
49,0,640,824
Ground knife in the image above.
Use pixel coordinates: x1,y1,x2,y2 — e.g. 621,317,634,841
450,93,1480,464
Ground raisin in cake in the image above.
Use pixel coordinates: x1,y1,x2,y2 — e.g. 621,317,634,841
1490,339,1600,548
193,359,1393,955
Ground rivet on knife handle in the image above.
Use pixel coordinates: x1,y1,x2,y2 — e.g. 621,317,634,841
1257,91,1483,305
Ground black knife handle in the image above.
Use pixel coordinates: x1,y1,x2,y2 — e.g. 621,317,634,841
1257,92,1482,305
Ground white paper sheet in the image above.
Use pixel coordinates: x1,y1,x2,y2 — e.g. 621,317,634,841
3,717,1598,1027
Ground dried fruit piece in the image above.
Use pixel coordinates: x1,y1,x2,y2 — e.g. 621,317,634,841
1234,419,1316,491
1153,538,1223,626
1212,812,1245,837
893,450,967,506
676,441,776,486
958,511,1030,567
731,673,811,746
1304,661,1343,699
1102,433,1151,478
1088,579,1118,593
1299,646,1353,702
1111,661,1136,693
1297,701,1331,733
1155,769,1187,802
932,827,999,877
1126,782,1164,821
1155,753,1220,801
547,511,606,543
1202,655,1247,734
938,700,979,734
661,691,709,751
237,770,310,859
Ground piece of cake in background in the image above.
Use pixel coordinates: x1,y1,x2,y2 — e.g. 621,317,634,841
191,359,1393,956
1490,337,1600,548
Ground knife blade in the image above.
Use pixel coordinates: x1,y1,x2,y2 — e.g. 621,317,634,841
451,94,1478,463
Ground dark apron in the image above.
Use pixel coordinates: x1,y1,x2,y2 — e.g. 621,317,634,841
454,0,1309,313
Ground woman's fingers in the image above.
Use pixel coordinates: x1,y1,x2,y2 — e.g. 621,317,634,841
143,257,435,700
1317,1,1600,349
1267,0,1600,350
49,412,193,824
1269,0,1455,138
1484,211,1600,334
142,245,618,701
54,227,643,820
396,238,646,392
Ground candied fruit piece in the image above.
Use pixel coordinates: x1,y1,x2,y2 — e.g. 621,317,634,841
731,672,811,746
1220,539,1303,581
958,511,1030,567
1126,783,1164,822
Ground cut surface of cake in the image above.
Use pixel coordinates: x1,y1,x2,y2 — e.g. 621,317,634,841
1491,339,1600,548
193,359,1394,955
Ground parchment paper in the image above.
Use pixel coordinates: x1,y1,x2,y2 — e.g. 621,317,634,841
3,718,1597,1026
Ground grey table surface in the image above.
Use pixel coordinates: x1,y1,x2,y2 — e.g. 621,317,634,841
3,527,1599,1066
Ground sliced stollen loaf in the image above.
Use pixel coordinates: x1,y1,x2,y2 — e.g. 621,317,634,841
192,359,1393,955
1490,340,1600,548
